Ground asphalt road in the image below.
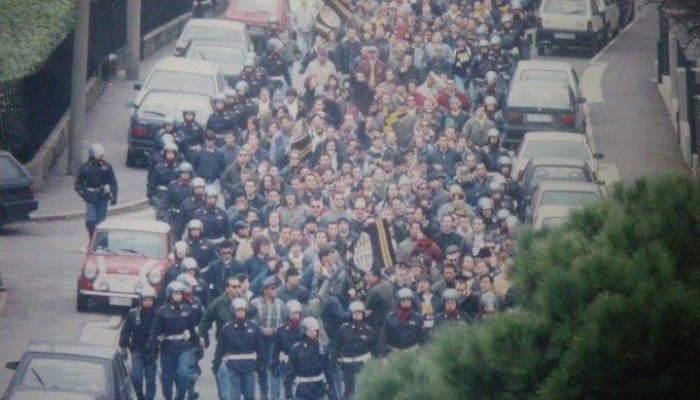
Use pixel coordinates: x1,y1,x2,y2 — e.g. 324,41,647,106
0,2,689,398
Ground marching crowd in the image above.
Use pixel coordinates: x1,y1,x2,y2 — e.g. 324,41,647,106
106,0,542,399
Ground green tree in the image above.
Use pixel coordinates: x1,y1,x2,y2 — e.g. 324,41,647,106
354,176,700,400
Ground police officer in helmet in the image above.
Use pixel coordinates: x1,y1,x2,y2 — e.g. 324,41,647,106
384,288,425,354
285,317,339,400
74,143,118,239
337,301,375,400
434,288,471,327
272,300,305,400
119,286,158,400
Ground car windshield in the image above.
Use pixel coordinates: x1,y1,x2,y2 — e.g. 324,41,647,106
529,166,589,186
19,357,107,393
181,26,244,43
520,70,569,86
189,45,246,65
544,0,586,15
91,230,167,258
508,86,571,109
0,156,26,181
146,70,215,97
522,142,590,161
234,0,277,13
541,191,600,206
140,93,212,122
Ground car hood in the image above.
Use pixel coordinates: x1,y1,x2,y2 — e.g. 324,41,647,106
9,389,98,400
86,254,165,277
218,63,244,77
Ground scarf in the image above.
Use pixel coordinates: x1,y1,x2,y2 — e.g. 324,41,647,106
288,319,300,330
398,307,411,323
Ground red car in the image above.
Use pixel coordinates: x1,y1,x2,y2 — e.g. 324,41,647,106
225,0,290,39
76,218,173,311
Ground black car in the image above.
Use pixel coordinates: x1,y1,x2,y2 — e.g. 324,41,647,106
2,341,135,400
0,151,38,229
126,90,213,167
503,80,586,147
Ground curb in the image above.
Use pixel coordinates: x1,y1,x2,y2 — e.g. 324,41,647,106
0,291,7,323
27,198,150,223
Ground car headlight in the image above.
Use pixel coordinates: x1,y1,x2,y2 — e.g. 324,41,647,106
84,263,98,280
97,281,110,292
148,268,162,285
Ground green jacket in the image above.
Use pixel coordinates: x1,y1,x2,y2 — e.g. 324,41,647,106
198,294,233,343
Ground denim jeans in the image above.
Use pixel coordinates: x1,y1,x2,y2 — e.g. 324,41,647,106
160,351,193,400
257,336,281,399
216,366,231,400
86,198,108,237
131,350,157,400
222,367,256,400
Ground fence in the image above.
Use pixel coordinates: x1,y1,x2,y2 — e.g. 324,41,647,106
0,0,192,163
677,41,699,156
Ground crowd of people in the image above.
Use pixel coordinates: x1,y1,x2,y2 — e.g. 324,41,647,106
116,0,540,399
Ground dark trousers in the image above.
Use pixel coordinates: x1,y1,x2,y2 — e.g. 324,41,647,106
131,350,157,400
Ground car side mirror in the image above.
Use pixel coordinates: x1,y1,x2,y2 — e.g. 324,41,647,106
593,152,604,159
134,83,142,91
578,96,587,103
6,361,19,370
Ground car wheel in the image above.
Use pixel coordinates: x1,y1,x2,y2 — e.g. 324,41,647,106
537,45,545,56
77,283,89,312
126,149,137,168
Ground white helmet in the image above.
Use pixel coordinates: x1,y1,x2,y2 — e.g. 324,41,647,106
502,14,513,23
478,197,493,210
442,288,460,302
490,36,502,46
191,177,206,188
478,39,490,48
286,300,303,315
497,208,511,221
187,219,204,231
484,96,498,107
176,273,199,288
397,287,414,300
139,286,158,300
174,241,189,258
204,186,219,198
485,71,498,84
349,301,366,313
181,257,198,272
232,297,248,311
301,317,321,335
88,143,106,159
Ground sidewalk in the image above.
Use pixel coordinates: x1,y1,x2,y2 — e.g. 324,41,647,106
30,44,176,222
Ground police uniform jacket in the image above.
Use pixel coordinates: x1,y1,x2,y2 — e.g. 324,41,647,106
187,237,216,269
162,180,192,212
193,206,232,240
272,322,303,367
119,307,157,354
214,318,262,373
285,339,336,400
336,322,375,366
193,148,226,182
74,159,118,203
148,161,178,197
206,110,236,134
149,302,199,354
384,309,425,350
434,310,472,327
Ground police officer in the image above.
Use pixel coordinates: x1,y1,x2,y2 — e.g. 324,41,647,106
434,289,471,327
261,38,288,97
162,163,194,239
212,298,260,400
165,242,191,290
231,80,256,130
74,143,118,239
176,273,206,400
193,131,226,185
272,300,305,400
119,286,158,400
181,258,211,308
336,301,375,400
384,288,425,354
156,116,182,153
148,281,201,400
285,317,339,400
185,220,216,270
481,129,508,172
180,109,206,162
194,186,231,246
207,95,236,138
150,144,181,221
181,178,207,230
469,40,496,103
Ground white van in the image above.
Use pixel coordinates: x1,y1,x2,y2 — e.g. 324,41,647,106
536,0,619,56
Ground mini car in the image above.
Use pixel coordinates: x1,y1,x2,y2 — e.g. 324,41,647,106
77,218,172,311
174,18,254,56
2,341,135,400
0,151,38,230
225,0,291,39
526,181,605,222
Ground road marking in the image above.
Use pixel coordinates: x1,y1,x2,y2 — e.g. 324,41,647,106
580,62,608,103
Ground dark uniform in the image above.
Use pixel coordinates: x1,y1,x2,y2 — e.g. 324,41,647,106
193,149,226,184
161,179,192,239
181,195,206,230
384,309,425,353
285,339,338,400
272,321,304,399
214,317,262,400
149,161,179,221
186,237,216,271
179,120,206,162
148,301,199,400
74,155,118,238
206,110,237,138
434,309,471,327
194,205,232,243
336,321,375,400
119,305,158,400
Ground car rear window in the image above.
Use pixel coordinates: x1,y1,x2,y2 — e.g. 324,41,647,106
146,70,215,97
140,93,213,123
182,26,244,44
0,156,27,181
541,191,600,206
519,70,569,86
20,357,108,393
544,0,587,15
523,142,590,160
91,230,168,258
530,166,589,185
508,86,571,109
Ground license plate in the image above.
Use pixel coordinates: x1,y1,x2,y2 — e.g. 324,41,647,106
248,26,265,36
554,32,576,40
526,114,552,122
109,297,133,307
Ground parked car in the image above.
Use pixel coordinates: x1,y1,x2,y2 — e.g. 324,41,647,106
536,0,608,56
183,40,256,86
225,0,290,39
510,60,582,98
503,81,587,146
519,157,601,201
525,181,605,222
531,204,576,230
512,131,605,180
2,341,135,400
174,18,254,56
0,151,38,229
126,90,214,167
132,56,227,106
77,218,172,312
